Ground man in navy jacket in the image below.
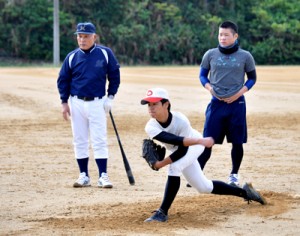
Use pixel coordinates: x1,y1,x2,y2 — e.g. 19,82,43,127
57,22,120,189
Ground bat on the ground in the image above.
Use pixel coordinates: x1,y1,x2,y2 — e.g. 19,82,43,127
109,111,135,185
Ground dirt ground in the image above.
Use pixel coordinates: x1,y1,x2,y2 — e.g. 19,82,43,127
0,66,299,236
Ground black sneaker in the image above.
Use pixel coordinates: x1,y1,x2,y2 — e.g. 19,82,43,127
243,182,267,205
144,209,168,222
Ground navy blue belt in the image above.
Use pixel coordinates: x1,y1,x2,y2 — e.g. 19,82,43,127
71,95,102,101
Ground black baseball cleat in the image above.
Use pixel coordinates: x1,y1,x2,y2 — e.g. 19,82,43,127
144,209,168,222
229,182,240,188
243,182,267,205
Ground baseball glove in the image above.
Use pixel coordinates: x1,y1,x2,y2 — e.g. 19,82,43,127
142,139,166,171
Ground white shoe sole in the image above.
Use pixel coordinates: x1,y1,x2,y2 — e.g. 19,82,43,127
73,183,91,188
98,184,113,188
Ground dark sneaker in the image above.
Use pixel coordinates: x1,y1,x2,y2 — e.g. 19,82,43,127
144,209,168,222
243,182,267,205
229,182,240,188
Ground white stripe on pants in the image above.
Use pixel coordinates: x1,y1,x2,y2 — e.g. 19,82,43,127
70,96,108,159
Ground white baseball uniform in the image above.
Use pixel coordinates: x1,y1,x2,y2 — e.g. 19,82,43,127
145,111,214,193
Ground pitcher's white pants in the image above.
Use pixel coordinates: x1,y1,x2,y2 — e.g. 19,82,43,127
168,133,214,193
70,96,108,160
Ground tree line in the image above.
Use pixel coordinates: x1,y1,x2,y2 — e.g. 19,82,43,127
0,0,299,65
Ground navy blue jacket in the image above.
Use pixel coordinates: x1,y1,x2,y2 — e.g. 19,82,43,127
57,44,120,103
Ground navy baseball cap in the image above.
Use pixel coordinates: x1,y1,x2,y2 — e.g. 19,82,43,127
74,22,96,34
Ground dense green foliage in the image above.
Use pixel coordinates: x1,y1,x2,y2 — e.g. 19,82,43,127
0,0,299,65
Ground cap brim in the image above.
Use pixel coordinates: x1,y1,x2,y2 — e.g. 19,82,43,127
141,97,163,105
74,32,95,35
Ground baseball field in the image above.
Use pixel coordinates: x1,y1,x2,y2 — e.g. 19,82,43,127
0,66,299,235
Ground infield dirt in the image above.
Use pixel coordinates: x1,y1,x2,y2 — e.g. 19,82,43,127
0,66,299,235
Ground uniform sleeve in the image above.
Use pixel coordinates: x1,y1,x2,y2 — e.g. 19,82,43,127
57,55,72,103
199,67,210,87
169,146,188,162
153,131,184,146
154,131,187,163
106,47,120,96
244,69,257,90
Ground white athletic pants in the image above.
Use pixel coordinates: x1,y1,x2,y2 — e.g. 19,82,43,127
168,133,214,193
70,96,108,159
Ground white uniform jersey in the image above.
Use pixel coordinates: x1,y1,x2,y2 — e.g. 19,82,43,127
145,111,199,152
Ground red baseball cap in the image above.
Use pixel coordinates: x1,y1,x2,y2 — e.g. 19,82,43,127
141,88,169,105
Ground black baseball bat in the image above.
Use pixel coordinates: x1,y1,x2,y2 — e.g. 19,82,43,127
109,111,135,185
